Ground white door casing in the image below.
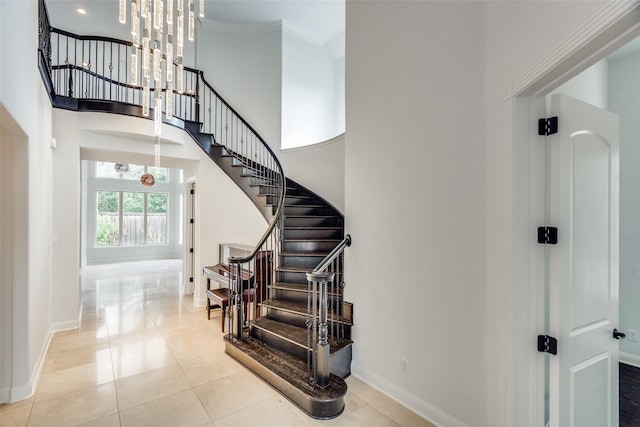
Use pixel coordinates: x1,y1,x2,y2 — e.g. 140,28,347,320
547,93,620,427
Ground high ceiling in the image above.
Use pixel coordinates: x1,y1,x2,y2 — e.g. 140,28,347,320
46,0,345,44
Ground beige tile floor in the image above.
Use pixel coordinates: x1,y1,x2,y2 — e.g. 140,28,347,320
0,260,435,427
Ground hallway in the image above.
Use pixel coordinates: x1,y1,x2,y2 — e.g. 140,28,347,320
0,260,433,426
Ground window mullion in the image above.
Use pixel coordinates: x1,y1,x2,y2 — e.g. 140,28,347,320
144,192,148,245
118,191,124,246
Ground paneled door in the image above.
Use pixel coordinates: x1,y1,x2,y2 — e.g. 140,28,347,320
547,93,620,427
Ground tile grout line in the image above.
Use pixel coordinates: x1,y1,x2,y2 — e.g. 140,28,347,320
100,278,124,427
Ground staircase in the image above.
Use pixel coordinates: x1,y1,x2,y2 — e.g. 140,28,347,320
186,122,352,418
38,3,352,417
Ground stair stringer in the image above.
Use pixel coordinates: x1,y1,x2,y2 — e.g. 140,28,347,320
184,120,275,221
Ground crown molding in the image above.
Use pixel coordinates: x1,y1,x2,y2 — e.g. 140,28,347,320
281,19,324,47
510,1,640,97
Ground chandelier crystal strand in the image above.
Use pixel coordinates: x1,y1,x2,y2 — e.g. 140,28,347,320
142,16,151,80
143,84,150,116
131,0,139,36
131,50,138,86
130,1,139,86
119,0,127,23
177,0,184,94
166,0,173,25
153,39,162,84
166,81,173,118
121,0,201,133
177,63,184,94
188,0,194,41
154,96,162,136
166,8,173,83
154,0,163,30
154,136,161,167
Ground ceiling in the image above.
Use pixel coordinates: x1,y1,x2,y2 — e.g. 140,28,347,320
45,0,345,44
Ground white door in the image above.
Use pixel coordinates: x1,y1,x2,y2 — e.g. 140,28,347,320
547,93,620,427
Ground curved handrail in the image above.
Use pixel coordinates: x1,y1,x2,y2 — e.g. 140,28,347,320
198,71,286,265
52,63,192,97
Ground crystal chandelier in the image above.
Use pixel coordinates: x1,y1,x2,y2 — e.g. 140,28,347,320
119,0,203,185
120,0,203,131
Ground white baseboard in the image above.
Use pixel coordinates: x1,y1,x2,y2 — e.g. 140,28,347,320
51,319,80,333
351,363,469,427
1,386,10,404
620,352,640,368
9,382,33,403
9,319,77,404
194,294,208,308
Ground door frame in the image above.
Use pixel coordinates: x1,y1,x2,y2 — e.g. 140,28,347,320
510,2,640,425
184,177,197,295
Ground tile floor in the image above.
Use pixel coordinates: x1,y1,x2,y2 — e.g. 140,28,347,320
0,260,435,427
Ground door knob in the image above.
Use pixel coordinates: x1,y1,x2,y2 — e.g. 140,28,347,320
613,328,626,339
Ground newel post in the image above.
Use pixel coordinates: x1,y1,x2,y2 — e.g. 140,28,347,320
306,271,334,388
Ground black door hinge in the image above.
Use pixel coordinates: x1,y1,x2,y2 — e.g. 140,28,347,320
537,335,558,355
537,226,558,244
189,248,194,253
538,116,558,136
190,218,194,224
189,277,194,283
190,189,195,195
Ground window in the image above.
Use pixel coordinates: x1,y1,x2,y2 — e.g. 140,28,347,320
96,190,168,246
96,191,120,246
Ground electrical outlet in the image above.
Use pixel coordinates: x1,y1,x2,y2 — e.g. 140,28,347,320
401,357,409,374
629,329,638,343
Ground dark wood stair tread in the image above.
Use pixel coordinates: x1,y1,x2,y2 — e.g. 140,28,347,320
224,336,346,418
252,318,352,353
281,252,330,257
269,282,345,296
262,299,352,325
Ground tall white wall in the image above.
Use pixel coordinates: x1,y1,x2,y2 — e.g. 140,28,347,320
0,0,54,403
608,51,640,363
280,134,345,213
282,29,339,148
197,22,282,152
345,2,486,425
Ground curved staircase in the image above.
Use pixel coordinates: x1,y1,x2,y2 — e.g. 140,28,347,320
38,3,352,419
186,122,352,418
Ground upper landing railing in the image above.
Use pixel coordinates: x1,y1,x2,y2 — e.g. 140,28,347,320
38,0,281,177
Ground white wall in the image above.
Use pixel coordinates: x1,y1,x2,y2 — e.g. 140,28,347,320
282,29,339,149
335,55,345,134
0,0,55,403
197,22,282,153
345,2,486,425
280,134,345,213
52,110,267,316
552,59,609,109
608,51,640,363
0,113,29,404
